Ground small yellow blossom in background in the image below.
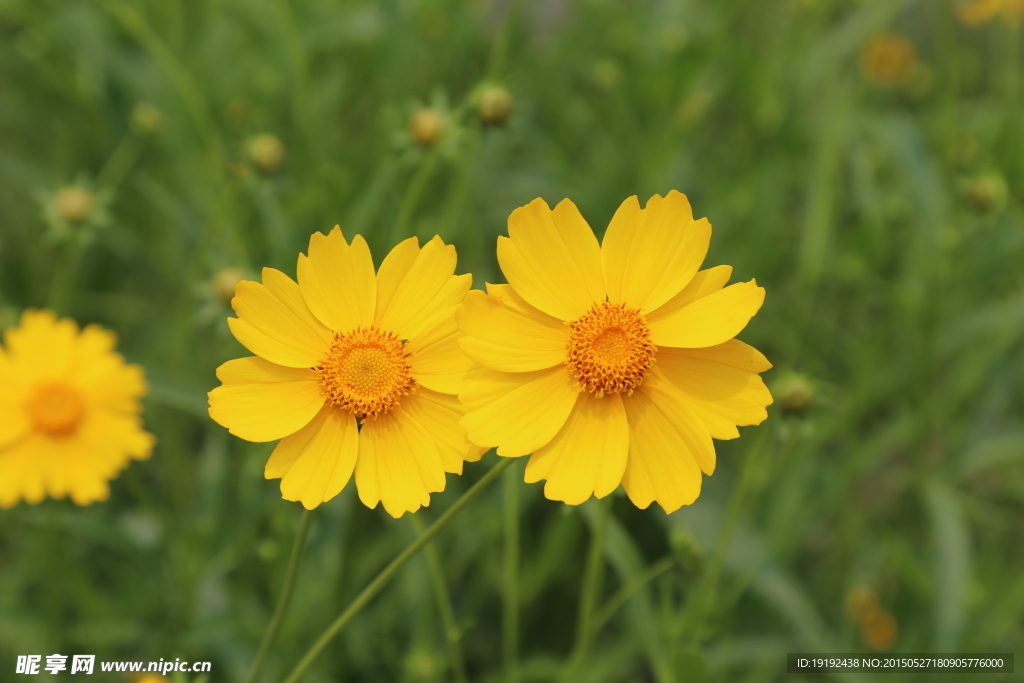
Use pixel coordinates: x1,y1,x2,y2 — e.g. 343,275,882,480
457,192,772,514
957,0,1024,26
131,675,170,683
845,585,898,651
248,133,285,174
409,107,444,146
0,310,154,508
860,33,919,89
208,228,483,517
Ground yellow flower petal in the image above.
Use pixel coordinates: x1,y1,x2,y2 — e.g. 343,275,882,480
207,357,324,442
0,349,31,449
269,404,359,510
645,265,732,324
648,279,765,348
524,392,629,504
460,366,580,457
375,236,421,321
602,191,712,314
497,198,604,321
408,314,473,395
376,236,470,340
3,309,77,379
653,344,772,439
355,409,446,518
457,289,569,373
297,226,376,332
399,388,486,474
228,275,333,368
640,367,718,475
620,388,705,514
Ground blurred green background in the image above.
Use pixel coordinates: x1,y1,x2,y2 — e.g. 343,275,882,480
2,0,1023,681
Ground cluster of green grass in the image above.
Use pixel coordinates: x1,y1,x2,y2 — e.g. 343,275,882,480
2,0,1023,681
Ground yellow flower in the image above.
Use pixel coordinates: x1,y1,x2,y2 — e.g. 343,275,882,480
957,0,1024,26
457,192,772,514
208,228,483,517
860,33,918,89
0,310,154,508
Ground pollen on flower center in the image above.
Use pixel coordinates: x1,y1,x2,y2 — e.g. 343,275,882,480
28,383,85,436
316,327,416,419
566,302,657,397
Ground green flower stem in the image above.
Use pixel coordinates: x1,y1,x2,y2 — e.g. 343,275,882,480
95,135,142,193
245,509,315,683
592,555,675,636
681,428,767,649
391,145,441,244
560,496,613,682
410,515,468,683
280,457,514,683
502,461,520,683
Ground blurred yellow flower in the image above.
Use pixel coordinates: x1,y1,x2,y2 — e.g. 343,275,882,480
208,228,483,517
457,192,772,513
957,0,1024,26
248,133,285,174
860,33,919,88
860,605,898,650
0,310,154,508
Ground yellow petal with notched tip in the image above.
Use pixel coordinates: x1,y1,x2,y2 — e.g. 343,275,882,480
602,191,712,314
648,279,765,348
297,226,376,332
207,356,323,442
497,198,605,321
524,392,629,504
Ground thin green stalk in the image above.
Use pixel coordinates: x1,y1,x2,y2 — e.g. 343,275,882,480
592,556,675,635
246,509,315,683
94,135,142,193
280,457,514,683
48,239,85,315
410,516,468,683
391,146,441,244
560,497,613,682
502,461,520,683
680,428,768,649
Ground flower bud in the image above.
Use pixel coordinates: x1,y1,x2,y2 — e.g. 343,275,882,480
774,371,815,416
248,134,285,174
860,33,918,89
409,108,443,146
477,85,513,125
212,267,246,304
131,101,164,135
53,186,93,224
965,171,1008,211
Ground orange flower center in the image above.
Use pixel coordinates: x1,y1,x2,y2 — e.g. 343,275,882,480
566,302,656,397
28,383,85,436
316,327,416,419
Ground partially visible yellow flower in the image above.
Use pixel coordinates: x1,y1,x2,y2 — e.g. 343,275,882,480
957,0,1024,26
208,228,483,517
860,33,919,89
845,585,898,651
0,310,154,508
457,192,772,514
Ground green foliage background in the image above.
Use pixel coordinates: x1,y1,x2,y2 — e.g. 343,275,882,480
1,0,1023,681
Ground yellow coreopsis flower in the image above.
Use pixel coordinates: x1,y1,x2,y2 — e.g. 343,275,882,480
957,0,1024,26
457,192,772,514
0,310,154,508
208,228,483,517
859,33,919,89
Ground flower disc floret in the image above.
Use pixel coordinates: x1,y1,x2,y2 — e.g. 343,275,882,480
316,326,416,419
567,301,656,397
27,384,85,436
